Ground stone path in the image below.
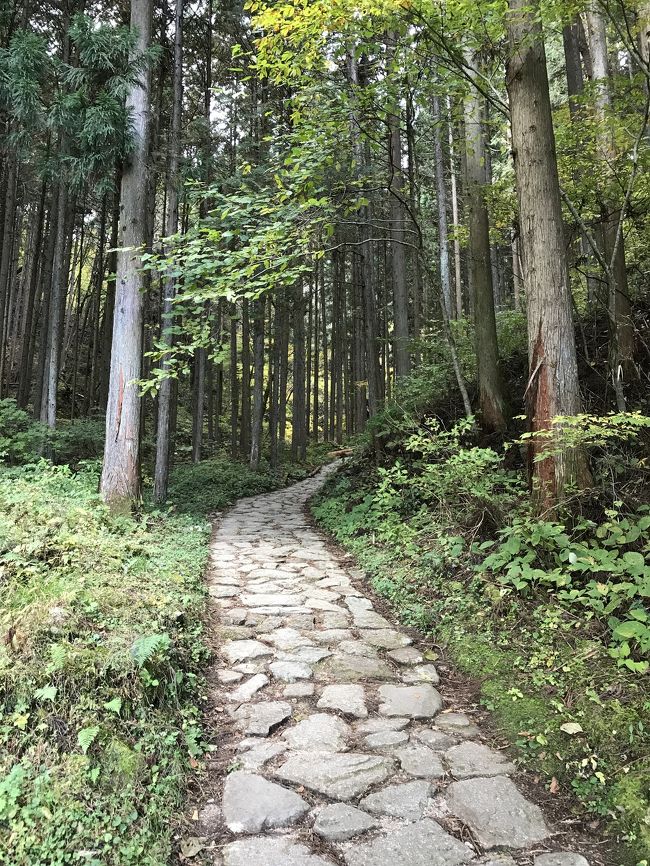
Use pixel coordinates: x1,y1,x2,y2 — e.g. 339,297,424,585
202,467,590,866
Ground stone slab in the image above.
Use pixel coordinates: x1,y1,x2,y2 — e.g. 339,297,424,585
221,771,308,833
317,684,368,718
343,818,474,866
282,713,351,752
446,776,549,849
378,684,443,719
360,780,432,821
313,803,377,842
223,837,331,866
445,741,515,779
275,751,395,800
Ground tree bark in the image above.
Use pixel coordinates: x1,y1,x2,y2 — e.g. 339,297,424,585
100,0,153,511
463,55,508,431
154,0,183,502
585,6,634,409
507,0,590,509
387,33,410,379
249,297,265,470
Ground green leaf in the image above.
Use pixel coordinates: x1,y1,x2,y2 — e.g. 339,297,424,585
34,685,57,703
613,621,645,640
103,697,122,714
78,726,100,754
559,722,584,735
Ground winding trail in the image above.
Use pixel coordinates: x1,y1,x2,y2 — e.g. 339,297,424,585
201,466,590,866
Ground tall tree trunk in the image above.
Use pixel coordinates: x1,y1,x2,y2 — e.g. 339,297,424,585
387,33,410,379
100,0,152,511
432,93,452,318
17,180,46,407
585,6,634,409
154,0,183,502
240,297,251,455
0,157,17,397
463,56,508,431
230,304,239,459
291,282,306,460
507,0,590,509
249,298,265,470
447,98,464,318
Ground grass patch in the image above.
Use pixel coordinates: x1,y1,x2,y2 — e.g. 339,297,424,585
312,461,650,865
0,450,302,866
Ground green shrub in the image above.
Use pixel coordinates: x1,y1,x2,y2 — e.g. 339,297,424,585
0,399,45,464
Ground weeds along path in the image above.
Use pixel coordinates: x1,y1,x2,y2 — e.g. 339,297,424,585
198,465,591,866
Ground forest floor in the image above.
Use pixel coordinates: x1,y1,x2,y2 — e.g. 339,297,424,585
180,465,608,866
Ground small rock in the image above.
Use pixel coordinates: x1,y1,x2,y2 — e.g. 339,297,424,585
445,741,515,779
278,646,331,664
269,661,313,682
317,684,368,718
360,780,432,820
378,684,443,719
196,802,222,835
231,701,292,736
352,610,393,629
364,730,409,750
317,653,394,682
402,664,440,685
283,682,315,698
313,803,377,842
312,628,353,644
320,612,351,629
221,771,308,834
283,713,351,752
387,646,424,665
534,855,590,866
237,742,288,771
218,670,244,685
262,627,313,651
396,744,445,778
356,717,410,734
436,712,480,738
222,640,273,664
412,728,457,750
359,629,412,649
227,674,269,703
338,640,378,657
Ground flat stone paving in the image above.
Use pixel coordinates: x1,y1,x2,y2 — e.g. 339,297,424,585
204,467,590,865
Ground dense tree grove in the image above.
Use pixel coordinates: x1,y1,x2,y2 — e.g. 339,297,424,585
0,0,647,509
2,0,650,861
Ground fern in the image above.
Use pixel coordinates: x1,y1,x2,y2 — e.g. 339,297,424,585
130,633,171,668
77,726,99,754
49,643,67,671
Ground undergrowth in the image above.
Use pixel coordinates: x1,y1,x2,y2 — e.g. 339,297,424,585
312,415,650,865
0,461,211,865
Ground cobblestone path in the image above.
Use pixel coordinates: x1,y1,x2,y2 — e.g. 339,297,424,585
203,467,589,866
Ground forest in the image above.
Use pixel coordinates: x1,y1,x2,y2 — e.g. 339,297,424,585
0,0,649,864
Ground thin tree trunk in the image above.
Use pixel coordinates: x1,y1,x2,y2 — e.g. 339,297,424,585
249,297,265,470
432,93,452,319
387,40,410,379
447,97,464,317
154,0,183,502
